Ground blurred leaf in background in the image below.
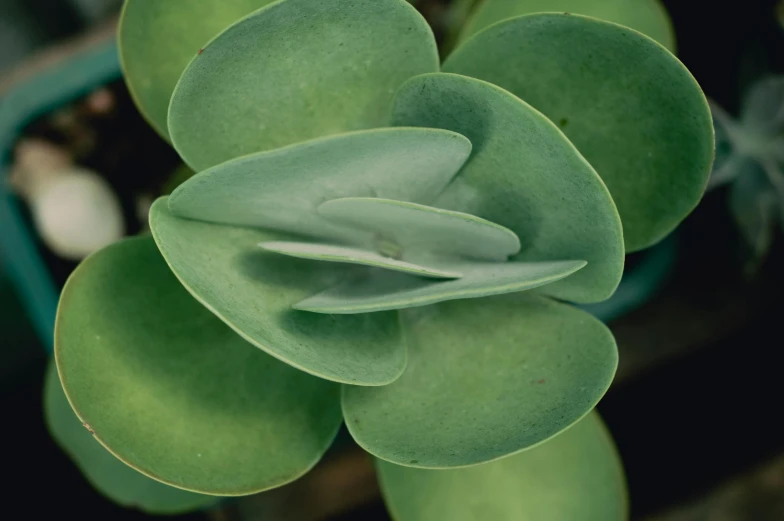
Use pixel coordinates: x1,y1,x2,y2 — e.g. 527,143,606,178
778,0,784,29
69,0,123,23
709,77,784,268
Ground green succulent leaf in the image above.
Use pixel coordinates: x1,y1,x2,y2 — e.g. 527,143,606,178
168,129,472,244
740,76,784,130
444,14,714,252
44,361,218,514
729,163,779,259
150,198,406,385
318,198,521,261
342,293,617,467
391,73,623,303
169,0,440,170
708,101,743,189
55,236,343,495
377,411,628,521
259,242,463,279
119,0,276,140
295,260,585,314
459,0,675,52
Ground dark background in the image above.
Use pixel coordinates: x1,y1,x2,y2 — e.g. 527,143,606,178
2,0,783,519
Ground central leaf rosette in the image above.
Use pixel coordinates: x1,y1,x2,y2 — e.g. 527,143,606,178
152,84,626,382
161,127,590,316
147,72,626,469
144,67,628,472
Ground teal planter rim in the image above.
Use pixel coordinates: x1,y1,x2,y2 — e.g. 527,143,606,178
0,40,122,352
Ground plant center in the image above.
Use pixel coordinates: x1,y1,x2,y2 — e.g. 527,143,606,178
374,234,403,260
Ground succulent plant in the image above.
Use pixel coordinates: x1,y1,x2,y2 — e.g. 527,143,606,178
49,0,714,517
709,77,784,264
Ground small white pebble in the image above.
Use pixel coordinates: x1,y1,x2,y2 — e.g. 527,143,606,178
31,167,125,260
8,139,71,197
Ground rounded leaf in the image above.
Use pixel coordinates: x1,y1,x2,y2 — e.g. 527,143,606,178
168,128,471,244
44,361,218,514
150,198,406,386
318,197,521,261
169,0,440,170
55,236,342,495
119,0,277,140
460,0,675,52
444,14,714,252
343,294,618,467
391,73,624,303
377,411,628,521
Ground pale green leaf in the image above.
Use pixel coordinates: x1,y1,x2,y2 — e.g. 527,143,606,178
318,197,520,261
168,129,471,244
150,198,406,386
295,260,585,314
259,241,462,279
